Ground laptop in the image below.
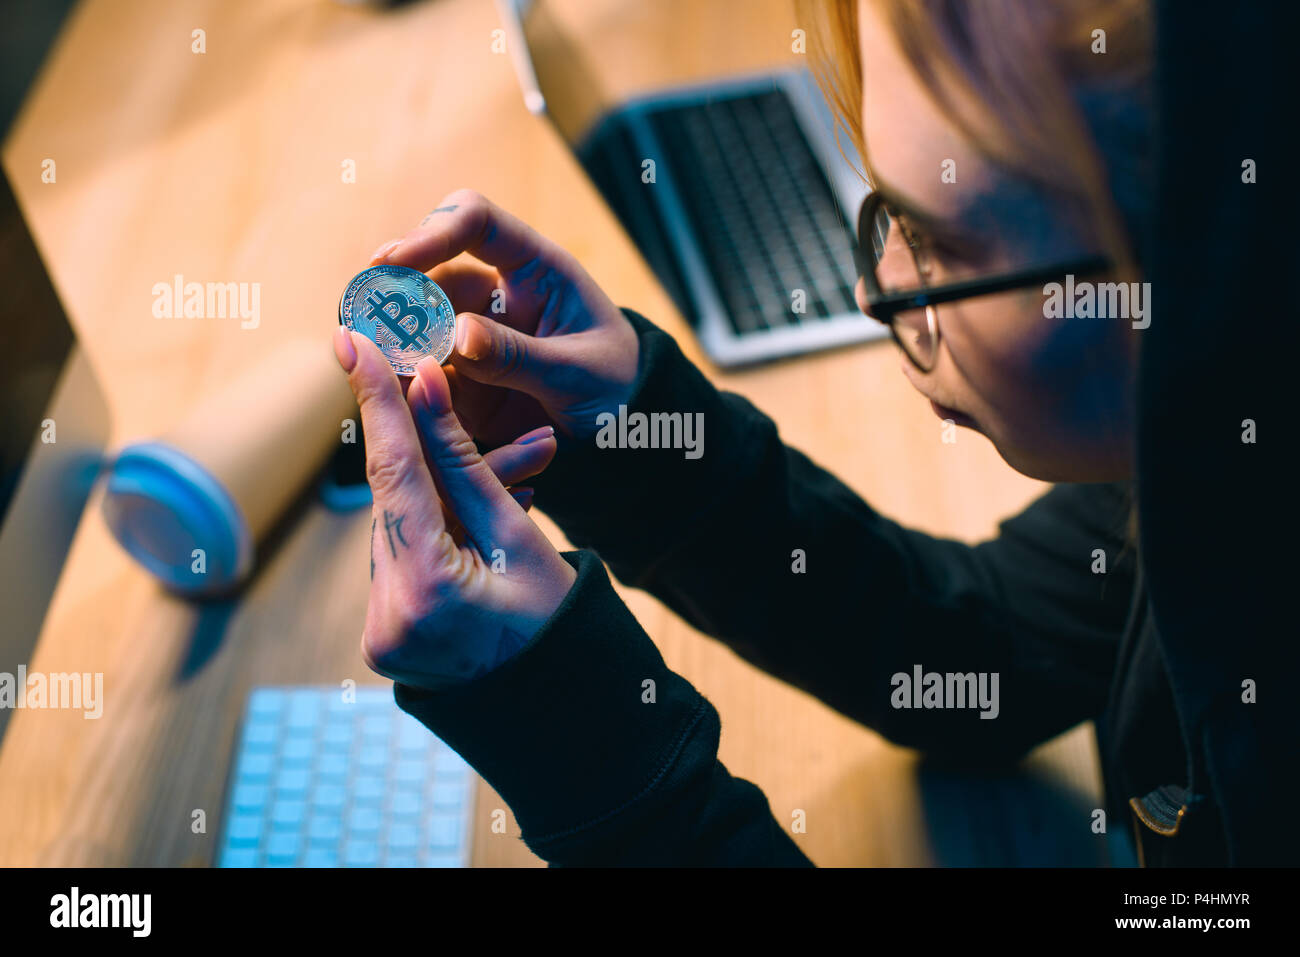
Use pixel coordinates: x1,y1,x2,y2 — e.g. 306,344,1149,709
496,0,886,368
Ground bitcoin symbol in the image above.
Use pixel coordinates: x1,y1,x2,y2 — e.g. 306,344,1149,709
363,289,432,350
341,265,456,372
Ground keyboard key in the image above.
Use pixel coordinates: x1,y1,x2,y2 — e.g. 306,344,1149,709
389,791,423,818
316,752,349,780
244,721,279,749
226,813,264,845
232,783,269,813
281,737,315,765
312,782,347,811
428,814,462,849
322,722,354,748
220,847,260,868
302,846,340,868
266,831,302,864
348,805,382,834
270,800,307,830
343,841,380,867
235,752,274,783
388,822,420,851
308,815,343,842
358,748,387,772
394,759,426,785
353,776,385,805
248,689,286,718
274,767,311,798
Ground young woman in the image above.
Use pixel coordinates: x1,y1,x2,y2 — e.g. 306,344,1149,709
330,0,1278,866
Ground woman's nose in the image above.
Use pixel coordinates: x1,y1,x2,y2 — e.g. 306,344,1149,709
855,275,891,325
854,276,878,321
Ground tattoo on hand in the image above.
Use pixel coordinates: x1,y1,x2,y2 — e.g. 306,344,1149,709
383,509,409,559
369,516,376,580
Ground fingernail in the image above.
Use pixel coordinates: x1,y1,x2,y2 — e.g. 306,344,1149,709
407,371,426,408
514,425,554,446
334,326,358,372
509,487,534,510
455,313,489,360
414,358,449,413
369,238,401,262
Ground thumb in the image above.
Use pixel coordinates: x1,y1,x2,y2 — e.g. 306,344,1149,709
451,311,561,396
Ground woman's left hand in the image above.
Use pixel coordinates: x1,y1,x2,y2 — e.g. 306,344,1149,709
333,325,577,690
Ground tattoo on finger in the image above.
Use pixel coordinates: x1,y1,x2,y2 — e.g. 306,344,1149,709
419,204,460,226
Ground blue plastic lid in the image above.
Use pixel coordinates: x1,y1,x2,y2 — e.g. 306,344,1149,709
100,442,253,594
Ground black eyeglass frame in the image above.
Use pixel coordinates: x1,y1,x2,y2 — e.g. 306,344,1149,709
854,189,1112,371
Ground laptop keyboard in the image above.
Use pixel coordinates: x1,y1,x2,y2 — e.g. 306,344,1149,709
216,686,475,867
579,112,700,328
579,86,861,340
649,90,860,333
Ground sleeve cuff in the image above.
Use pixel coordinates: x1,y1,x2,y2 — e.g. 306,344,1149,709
392,548,717,842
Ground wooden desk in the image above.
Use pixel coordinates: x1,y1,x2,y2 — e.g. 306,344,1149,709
0,0,1097,867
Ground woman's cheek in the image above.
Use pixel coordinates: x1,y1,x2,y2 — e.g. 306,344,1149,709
939,294,1069,444
938,295,1041,405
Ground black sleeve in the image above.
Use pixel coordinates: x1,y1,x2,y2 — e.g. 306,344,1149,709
529,309,1138,763
393,549,813,866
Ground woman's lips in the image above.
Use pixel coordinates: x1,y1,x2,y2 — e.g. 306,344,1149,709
929,398,977,429
898,356,978,429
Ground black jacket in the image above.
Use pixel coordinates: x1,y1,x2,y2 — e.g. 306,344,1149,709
394,0,1295,867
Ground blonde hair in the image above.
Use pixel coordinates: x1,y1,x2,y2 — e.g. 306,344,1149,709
794,0,1151,274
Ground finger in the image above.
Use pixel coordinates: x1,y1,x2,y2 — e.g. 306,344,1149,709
333,326,443,545
407,355,542,555
443,363,511,440
449,310,565,396
418,367,547,493
481,426,557,487
376,189,558,279
426,258,502,318
440,429,549,529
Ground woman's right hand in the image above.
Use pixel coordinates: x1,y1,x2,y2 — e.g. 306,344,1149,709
367,189,640,449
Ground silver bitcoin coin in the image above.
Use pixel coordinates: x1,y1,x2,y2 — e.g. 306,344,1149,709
338,265,456,374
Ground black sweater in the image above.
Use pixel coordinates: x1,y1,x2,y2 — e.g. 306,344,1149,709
392,307,1252,867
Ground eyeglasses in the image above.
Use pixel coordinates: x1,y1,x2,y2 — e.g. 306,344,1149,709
853,189,1112,372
